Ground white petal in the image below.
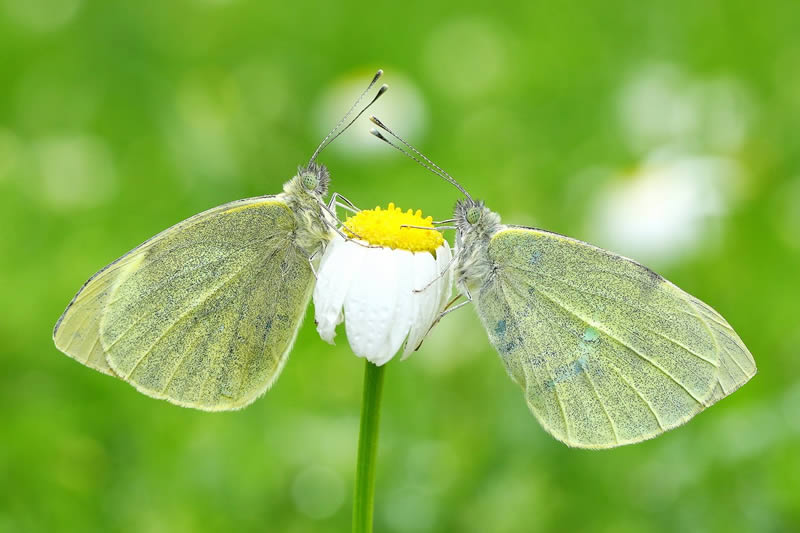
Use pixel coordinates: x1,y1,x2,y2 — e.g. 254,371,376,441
405,243,453,358
313,236,359,344
435,242,453,314
418,257,445,346
344,247,398,365
379,249,415,364
402,252,439,359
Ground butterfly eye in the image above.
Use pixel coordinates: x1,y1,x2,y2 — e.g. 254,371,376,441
302,173,319,191
466,206,481,225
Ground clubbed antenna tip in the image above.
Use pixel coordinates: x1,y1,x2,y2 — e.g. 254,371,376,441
309,69,387,165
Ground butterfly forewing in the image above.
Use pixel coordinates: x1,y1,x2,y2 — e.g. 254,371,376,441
54,196,316,411
475,226,755,448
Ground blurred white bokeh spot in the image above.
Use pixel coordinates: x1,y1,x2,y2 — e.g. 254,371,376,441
586,149,741,265
2,0,83,33
696,78,754,152
0,128,23,182
423,18,507,100
291,464,345,520
35,134,117,210
314,69,426,157
619,64,753,153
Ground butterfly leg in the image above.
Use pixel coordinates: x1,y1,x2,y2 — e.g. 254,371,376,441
307,247,322,280
412,289,473,352
327,192,360,213
437,287,472,319
315,198,382,250
413,248,462,293
401,225,457,231
335,202,358,214
328,194,377,239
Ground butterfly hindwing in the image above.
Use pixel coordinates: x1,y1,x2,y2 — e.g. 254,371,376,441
54,196,316,411
475,226,755,448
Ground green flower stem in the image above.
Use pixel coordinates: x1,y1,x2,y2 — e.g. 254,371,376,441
352,360,386,533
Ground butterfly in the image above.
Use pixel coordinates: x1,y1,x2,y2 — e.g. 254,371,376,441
53,70,388,411
369,116,756,449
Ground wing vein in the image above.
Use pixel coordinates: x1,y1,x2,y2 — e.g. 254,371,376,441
497,277,571,442
88,335,102,364
582,366,620,445
232,246,292,402
505,276,623,445
105,234,272,308
509,265,715,358
676,304,736,332
158,243,285,396
688,296,736,325
525,280,706,406
122,249,269,380
713,327,751,376
62,299,103,352
643,325,718,367
687,300,748,381
609,364,665,430
103,305,161,351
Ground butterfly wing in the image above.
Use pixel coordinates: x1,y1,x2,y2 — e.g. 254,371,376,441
474,226,756,448
54,196,318,411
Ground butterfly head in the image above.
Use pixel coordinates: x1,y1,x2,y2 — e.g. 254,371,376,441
455,199,500,237
466,205,482,225
297,162,330,196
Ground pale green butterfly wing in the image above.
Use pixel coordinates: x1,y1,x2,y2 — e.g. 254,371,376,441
475,226,756,449
54,196,316,410
54,269,119,376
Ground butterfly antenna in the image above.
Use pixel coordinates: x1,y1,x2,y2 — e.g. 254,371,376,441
369,128,473,203
321,84,388,151
309,69,386,165
369,115,474,203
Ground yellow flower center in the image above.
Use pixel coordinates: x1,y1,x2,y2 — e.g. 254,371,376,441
343,203,444,253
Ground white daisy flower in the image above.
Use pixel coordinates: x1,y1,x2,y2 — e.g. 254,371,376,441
313,203,452,366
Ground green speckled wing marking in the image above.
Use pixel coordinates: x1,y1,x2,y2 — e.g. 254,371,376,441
477,226,756,449
53,196,315,411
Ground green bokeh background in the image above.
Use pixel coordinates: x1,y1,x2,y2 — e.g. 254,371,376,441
2,1,799,532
